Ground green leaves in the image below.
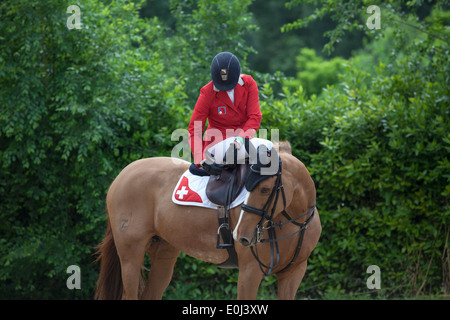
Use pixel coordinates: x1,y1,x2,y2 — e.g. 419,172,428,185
0,0,187,299
262,3,449,297
283,48,347,97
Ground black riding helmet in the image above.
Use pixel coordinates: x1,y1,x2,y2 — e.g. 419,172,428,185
211,52,241,91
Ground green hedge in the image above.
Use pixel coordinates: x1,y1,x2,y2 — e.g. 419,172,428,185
259,37,449,298
0,0,186,299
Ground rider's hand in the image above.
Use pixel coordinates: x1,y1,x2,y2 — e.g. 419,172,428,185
196,159,206,168
234,137,243,150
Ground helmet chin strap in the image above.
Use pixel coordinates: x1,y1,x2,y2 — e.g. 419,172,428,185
213,76,244,92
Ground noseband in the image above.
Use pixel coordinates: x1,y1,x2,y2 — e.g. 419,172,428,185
241,157,316,276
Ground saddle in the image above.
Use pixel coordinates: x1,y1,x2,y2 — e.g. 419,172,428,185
204,141,251,205
205,163,250,206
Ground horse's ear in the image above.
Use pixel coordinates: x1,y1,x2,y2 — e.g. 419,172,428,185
274,141,292,155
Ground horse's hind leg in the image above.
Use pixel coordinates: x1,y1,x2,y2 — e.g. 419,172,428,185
141,237,180,300
115,235,150,300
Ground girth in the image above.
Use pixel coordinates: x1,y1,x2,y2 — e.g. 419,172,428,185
207,164,251,269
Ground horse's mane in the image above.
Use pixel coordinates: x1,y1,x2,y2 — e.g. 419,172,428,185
274,141,292,155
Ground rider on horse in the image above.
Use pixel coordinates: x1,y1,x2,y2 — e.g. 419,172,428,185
188,52,262,168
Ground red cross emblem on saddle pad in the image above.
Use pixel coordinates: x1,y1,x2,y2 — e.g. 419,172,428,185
174,176,202,203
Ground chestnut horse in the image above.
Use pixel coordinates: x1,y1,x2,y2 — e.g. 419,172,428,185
94,147,321,299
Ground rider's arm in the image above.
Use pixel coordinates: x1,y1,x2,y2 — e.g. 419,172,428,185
188,84,212,164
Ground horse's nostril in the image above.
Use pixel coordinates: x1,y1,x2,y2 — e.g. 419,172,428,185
239,237,251,247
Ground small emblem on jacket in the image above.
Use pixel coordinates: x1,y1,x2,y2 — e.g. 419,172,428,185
218,106,226,115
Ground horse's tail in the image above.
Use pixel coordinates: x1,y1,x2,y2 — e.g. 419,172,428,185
94,214,123,300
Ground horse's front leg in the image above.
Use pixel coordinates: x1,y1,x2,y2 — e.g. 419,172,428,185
276,260,307,300
237,265,264,299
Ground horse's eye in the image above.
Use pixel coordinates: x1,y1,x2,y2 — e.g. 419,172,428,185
260,187,271,194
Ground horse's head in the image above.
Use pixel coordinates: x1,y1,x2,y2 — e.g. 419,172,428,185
233,146,295,247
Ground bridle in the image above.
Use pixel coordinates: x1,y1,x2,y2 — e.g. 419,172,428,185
241,157,316,276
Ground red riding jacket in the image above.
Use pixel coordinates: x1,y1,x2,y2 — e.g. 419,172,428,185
188,74,262,164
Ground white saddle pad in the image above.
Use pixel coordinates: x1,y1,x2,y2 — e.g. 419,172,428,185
172,169,248,209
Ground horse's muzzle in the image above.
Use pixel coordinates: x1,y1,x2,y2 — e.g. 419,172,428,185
238,230,257,247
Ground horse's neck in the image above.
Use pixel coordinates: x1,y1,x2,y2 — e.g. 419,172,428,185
283,155,316,221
